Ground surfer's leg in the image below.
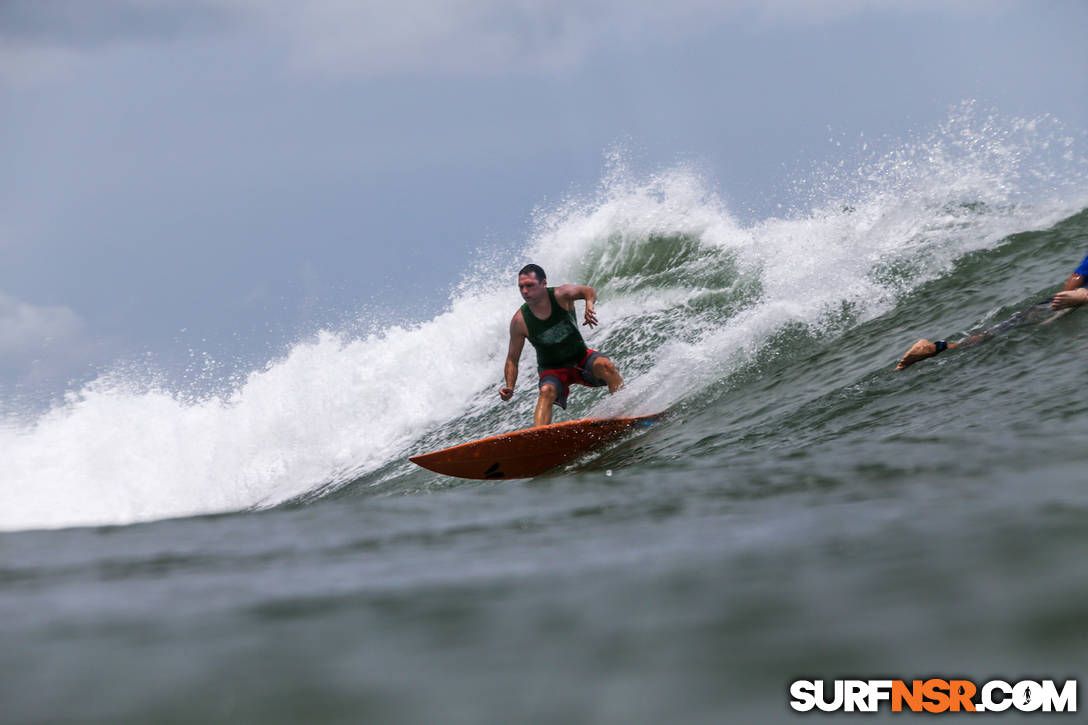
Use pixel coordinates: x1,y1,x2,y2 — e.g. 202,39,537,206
896,336,980,370
896,301,1054,370
896,339,944,370
534,383,559,427
591,356,623,393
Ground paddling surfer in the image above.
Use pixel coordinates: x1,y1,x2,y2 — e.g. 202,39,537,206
499,264,623,426
895,251,1088,370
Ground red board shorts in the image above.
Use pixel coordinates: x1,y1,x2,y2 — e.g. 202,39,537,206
539,349,607,409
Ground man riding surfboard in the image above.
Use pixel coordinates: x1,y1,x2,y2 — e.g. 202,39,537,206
499,264,623,426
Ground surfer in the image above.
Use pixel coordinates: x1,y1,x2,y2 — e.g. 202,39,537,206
895,252,1088,370
499,264,623,426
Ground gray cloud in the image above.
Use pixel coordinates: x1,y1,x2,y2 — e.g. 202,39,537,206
1,0,1000,85
0,0,234,47
0,292,91,383
0,0,237,86
0,293,83,351
238,0,763,77
224,0,1004,77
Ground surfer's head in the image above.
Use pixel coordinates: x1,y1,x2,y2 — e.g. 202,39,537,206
518,264,546,283
518,264,547,302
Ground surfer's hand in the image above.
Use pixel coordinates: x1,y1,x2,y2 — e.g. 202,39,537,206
895,339,937,370
583,305,598,328
1051,288,1088,310
499,386,514,401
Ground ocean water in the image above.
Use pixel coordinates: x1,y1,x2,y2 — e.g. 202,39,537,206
3,109,1088,723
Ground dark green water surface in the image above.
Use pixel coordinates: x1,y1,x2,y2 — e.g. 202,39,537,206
3,212,1087,723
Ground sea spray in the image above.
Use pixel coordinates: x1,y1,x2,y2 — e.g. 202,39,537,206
0,291,512,530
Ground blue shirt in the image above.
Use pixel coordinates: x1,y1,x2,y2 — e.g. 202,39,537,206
1075,252,1088,279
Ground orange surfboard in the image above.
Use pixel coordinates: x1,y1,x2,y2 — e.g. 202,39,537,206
409,413,663,479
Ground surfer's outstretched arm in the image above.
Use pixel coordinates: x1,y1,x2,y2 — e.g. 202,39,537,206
553,284,599,328
499,311,528,401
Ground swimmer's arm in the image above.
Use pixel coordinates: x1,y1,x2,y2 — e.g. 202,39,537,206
1050,272,1088,309
1061,272,1085,291
500,311,528,400
1052,287,1088,309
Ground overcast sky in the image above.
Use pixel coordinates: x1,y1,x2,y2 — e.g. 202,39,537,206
2,0,1086,398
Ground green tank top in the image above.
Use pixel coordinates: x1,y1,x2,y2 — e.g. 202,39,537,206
521,287,588,371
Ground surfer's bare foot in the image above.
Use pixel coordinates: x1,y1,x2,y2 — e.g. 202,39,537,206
895,339,937,370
